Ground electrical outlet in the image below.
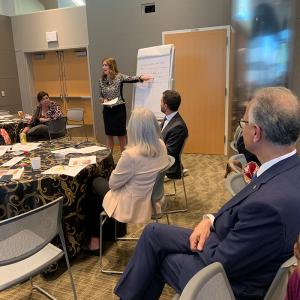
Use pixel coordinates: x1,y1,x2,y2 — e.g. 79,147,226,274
1,91,5,97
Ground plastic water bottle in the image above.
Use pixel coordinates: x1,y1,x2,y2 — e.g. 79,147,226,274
20,132,27,144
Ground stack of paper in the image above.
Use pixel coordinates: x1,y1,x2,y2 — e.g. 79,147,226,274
0,168,24,180
10,143,41,152
68,156,96,167
1,156,25,167
102,98,118,106
0,147,8,157
52,146,106,155
42,165,85,177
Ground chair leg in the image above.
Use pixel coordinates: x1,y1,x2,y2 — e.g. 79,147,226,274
166,178,188,214
165,212,170,224
30,277,58,300
67,128,72,140
59,230,78,300
83,125,88,142
100,213,123,274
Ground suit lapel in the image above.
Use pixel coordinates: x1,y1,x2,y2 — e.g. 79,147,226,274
215,154,300,218
161,112,180,136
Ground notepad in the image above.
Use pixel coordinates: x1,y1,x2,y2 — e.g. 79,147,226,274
102,98,119,106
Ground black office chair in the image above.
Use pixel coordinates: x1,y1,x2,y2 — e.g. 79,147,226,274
47,117,67,141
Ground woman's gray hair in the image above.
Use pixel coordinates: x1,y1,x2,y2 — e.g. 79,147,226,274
248,87,300,145
127,107,162,157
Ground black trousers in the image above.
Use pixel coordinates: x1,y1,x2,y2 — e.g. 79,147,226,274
85,177,126,240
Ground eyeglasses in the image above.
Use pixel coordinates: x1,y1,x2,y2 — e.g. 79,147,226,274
239,119,249,128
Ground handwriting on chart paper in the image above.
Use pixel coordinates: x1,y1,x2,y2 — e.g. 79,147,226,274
134,45,173,119
138,56,170,85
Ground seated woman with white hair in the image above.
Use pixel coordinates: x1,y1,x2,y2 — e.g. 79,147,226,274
85,107,169,253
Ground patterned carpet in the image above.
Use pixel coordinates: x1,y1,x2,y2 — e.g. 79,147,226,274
0,145,231,300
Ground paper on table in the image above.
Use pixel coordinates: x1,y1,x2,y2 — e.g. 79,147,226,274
69,155,96,167
102,97,118,106
0,121,14,124
6,168,24,180
52,147,77,155
42,165,85,177
0,114,13,118
0,147,8,157
1,156,25,167
11,143,41,152
52,146,107,155
75,146,107,154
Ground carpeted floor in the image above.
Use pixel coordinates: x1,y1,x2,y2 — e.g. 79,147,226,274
0,144,231,300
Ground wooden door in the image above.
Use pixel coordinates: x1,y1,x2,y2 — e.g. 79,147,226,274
63,49,91,97
31,49,93,125
63,50,92,125
164,28,229,154
32,51,61,98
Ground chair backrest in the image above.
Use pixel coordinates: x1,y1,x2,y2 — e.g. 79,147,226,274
179,262,235,300
228,153,247,174
48,117,67,137
0,197,63,266
179,137,188,175
67,108,84,123
151,156,175,204
232,126,243,149
225,172,247,196
264,256,297,300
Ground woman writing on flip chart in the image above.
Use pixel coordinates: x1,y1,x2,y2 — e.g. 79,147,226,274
99,57,152,152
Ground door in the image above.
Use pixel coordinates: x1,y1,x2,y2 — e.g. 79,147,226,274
31,49,93,126
163,27,230,154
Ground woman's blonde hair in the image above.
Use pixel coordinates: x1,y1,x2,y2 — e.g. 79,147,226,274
127,108,162,157
101,57,119,80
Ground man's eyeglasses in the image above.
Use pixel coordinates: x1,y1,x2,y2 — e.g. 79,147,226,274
239,119,249,128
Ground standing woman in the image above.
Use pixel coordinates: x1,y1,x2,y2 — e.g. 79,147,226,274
99,57,152,152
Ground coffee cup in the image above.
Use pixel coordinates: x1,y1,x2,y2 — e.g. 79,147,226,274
55,153,65,164
30,157,41,170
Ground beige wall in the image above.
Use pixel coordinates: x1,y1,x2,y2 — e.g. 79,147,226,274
0,15,21,113
86,0,231,143
11,6,90,116
11,6,88,52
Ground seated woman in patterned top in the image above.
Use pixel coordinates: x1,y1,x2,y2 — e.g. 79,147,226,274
22,91,64,141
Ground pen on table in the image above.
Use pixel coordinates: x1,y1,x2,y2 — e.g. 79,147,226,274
74,142,84,148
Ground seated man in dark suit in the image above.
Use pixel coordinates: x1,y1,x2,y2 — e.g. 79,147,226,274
114,87,300,300
160,90,188,179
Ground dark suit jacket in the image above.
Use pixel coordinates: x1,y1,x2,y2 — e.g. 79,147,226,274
200,154,300,299
161,112,188,178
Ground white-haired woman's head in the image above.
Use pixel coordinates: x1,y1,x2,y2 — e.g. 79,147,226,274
127,107,161,157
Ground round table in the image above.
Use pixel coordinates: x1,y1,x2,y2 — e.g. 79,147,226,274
0,140,114,259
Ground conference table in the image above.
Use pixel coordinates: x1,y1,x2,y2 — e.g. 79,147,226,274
0,139,115,269
0,115,27,143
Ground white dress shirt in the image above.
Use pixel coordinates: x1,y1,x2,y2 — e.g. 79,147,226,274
161,111,178,131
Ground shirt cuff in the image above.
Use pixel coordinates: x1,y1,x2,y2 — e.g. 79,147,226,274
203,214,215,229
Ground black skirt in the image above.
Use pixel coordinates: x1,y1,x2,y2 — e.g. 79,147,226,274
103,104,126,136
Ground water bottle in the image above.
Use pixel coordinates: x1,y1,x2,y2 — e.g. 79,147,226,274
20,132,27,144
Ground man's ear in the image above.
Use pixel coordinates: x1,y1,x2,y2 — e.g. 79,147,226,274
252,124,262,143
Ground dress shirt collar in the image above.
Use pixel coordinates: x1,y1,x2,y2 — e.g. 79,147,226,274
256,149,296,177
165,111,178,122
162,111,178,131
